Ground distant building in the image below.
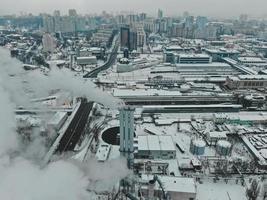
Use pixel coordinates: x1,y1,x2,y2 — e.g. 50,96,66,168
137,31,145,47
158,9,163,19
91,27,114,47
117,15,125,24
126,14,139,24
177,54,211,64
133,23,146,47
42,14,86,33
68,9,77,17
237,57,267,67
204,48,240,61
239,14,248,22
42,33,56,53
196,16,208,38
76,56,97,66
139,13,147,21
226,75,267,89
120,26,130,49
196,16,208,29
129,30,137,51
53,10,60,17
42,15,55,33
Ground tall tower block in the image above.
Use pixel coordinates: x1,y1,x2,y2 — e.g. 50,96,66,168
119,106,135,153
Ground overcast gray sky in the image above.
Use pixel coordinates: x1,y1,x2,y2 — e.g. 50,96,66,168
0,0,266,18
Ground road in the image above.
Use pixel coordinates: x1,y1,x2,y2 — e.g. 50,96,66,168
83,39,119,78
55,99,93,153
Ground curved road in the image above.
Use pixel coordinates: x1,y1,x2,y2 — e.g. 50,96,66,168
83,39,119,78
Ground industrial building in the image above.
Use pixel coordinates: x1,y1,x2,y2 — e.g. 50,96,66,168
177,54,211,64
113,89,237,106
135,135,176,160
164,53,212,64
226,75,267,89
140,175,197,200
204,48,240,61
237,57,267,66
76,56,97,66
206,131,228,145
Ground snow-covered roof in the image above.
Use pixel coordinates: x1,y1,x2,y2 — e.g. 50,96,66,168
176,62,230,68
141,175,196,194
207,131,228,139
95,144,111,162
238,75,267,80
113,89,182,97
238,57,266,63
137,135,175,152
178,53,210,58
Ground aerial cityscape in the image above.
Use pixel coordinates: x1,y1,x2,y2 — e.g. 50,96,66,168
1,0,267,199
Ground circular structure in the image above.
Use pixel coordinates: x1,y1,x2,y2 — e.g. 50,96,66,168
190,139,206,155
216,140,232,156
101,127,120,145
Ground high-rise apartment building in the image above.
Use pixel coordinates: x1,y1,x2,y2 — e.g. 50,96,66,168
158,9,163,19
120,26,130,49
68,9,77,17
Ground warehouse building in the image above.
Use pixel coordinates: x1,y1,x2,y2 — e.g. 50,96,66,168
140,175,197,200
226,75,267,89
135,135,176,159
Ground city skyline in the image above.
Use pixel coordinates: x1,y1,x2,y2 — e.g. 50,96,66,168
0,0,267,18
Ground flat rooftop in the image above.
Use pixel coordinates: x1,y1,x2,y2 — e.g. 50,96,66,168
178,53,210,58
141,175,196,194
138,135,176,152
238,57,266,63
113,89,182,97
176,62,231,68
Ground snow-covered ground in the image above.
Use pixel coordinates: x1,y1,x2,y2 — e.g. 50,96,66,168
197,179,247,200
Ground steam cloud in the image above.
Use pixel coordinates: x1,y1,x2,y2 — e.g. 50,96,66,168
0,48,122,108
0,47,129,199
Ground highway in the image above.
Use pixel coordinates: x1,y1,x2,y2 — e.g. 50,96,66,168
83,38,119,78
55,99,93,153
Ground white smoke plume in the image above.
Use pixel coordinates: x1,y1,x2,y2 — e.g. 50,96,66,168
75,158,132,193
0,47,129,199
0,73,91,200
0,83,18,156
26,67,122,109
0,47,122,109
0,158,91,200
